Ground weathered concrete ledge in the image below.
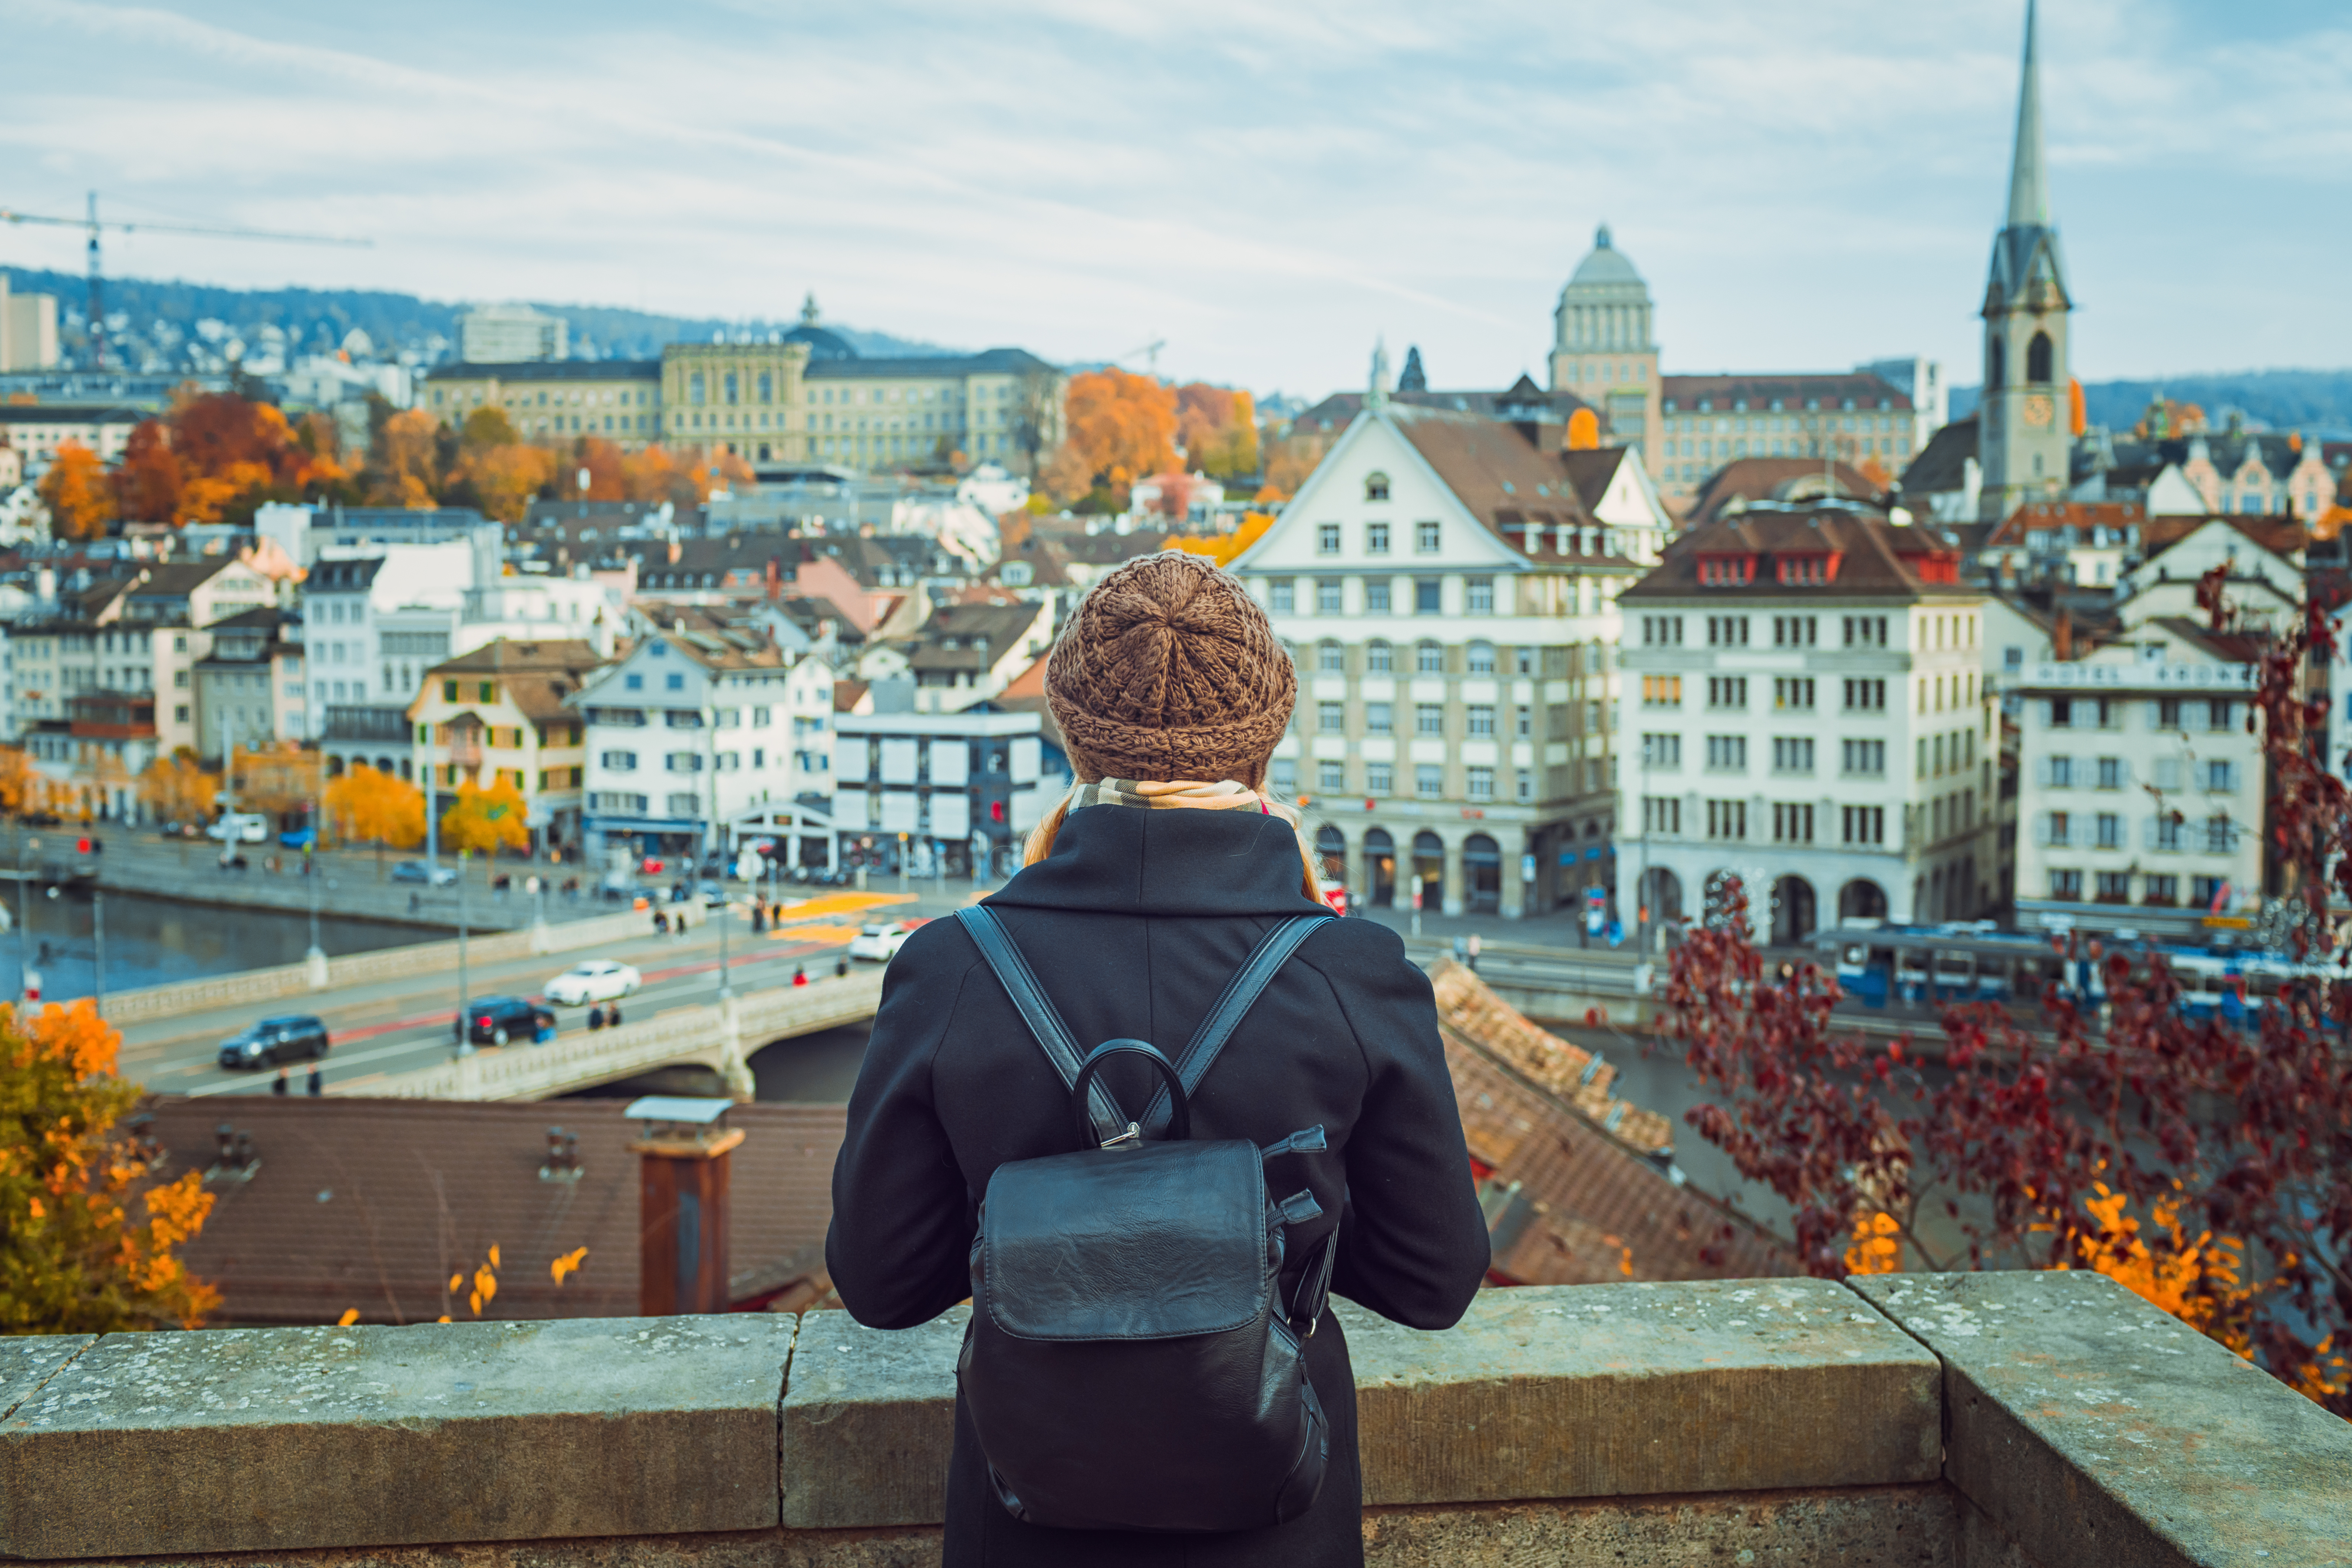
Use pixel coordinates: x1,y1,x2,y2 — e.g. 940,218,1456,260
3,1275,2342,1565
0,1316,797,1558
1854,1270,2352,1568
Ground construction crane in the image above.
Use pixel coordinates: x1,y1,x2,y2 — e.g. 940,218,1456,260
0,191,371,369
1111,337,1167,375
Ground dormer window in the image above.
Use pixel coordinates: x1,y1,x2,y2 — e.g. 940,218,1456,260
1364,472,1390,502
1775,554,1838,586
1697,556,1755,587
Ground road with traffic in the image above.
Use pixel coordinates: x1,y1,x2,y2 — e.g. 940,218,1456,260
114,890,959,1101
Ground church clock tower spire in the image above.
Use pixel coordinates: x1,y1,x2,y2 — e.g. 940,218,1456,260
1978,0,2073,521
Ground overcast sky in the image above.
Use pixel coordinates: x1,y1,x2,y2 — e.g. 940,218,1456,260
2,0,2345,399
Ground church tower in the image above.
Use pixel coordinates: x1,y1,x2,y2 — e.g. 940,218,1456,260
1978,0,2073,520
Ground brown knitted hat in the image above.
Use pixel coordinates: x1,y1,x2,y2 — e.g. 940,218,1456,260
1045,551,1295,784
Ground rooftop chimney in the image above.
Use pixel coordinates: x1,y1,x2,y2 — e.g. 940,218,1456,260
626,1097,742,1315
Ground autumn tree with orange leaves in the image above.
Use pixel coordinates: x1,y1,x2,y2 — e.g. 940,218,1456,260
37,442,115,540
1174,384,1259,479
1045,369,1179,510
0,1000,220,1332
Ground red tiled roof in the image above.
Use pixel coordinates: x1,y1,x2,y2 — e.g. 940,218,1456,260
2140,513,2308,560
1623,508,1972,600
1682,458,1882,529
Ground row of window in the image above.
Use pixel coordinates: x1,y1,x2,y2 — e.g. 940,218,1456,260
1270,758,1532,802
1317,701,1592,737
2042,698,2238,732
1640,735,1896,777
2039,757,2237,792
1307,639,1578,676
1640,799,1890,846
1640,614,1893,648
1268,577,1496,615
597,749,796,773
2045,871,2230,908
2040,813,2242,852
1639,675,1887,712
1311,520,1443,556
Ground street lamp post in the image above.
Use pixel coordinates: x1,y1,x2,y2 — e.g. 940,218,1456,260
455,849,471,1054
704,705,730,1002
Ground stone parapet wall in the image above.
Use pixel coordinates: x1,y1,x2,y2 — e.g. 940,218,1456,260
3,1274,2345,1566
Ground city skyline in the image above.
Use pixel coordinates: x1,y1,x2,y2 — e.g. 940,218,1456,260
3,0,2347,398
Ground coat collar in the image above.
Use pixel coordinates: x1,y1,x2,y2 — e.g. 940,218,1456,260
983,803,1326,918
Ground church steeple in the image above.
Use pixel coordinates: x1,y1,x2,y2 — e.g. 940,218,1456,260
1977,0,2073,521
2005,0,2048,227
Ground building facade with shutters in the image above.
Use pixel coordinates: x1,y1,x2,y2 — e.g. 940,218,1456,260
831,708,1071,881
1617,508,1996,946
1232,366,1673,919
2010,620,2265,940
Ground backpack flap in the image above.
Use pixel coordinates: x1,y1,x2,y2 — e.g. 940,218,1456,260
980,1139,1271,1342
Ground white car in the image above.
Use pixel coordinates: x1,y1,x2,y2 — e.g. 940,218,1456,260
543,959,642,1006
847,922,916,963
206,813,270,844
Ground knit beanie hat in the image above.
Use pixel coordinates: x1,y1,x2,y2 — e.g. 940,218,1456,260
1045,551,1295,785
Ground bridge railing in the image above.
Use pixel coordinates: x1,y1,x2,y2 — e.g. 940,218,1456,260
95,905,699,1027
1,1271,2339,1565
370,967,886,1101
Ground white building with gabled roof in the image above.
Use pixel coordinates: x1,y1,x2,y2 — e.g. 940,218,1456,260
1230,350,1671,919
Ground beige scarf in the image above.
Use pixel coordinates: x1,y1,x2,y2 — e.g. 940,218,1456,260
1027,778,1321,899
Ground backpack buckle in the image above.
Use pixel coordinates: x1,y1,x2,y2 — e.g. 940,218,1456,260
1100,1121,1142,1149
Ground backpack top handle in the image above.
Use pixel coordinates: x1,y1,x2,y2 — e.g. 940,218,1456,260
1069,1038,1189,1149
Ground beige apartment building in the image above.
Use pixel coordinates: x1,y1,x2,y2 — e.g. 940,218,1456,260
422,306,1063,476
1233,367,1674,919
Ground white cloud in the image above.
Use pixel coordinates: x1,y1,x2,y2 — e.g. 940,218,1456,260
0,0,2344,393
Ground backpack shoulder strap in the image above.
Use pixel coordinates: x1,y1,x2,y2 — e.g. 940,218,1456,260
1139,914,1330,1138
956,906,1127,1143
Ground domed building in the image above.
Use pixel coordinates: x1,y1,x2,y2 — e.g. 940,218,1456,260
1548,227,1662,488
781,293,857,363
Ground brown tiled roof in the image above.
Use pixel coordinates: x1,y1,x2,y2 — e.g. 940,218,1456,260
1988,500,2148,544
1288,386,1600,437
1429,958,1669,1154
1446,1040,1795,1285
1660,373,1911,414
905,602,1042,674
427,639,605,720
1386,407,1643,566
833,679,869,712
146,1097,845,1327
1682,458,1882,529
2140,513,2308,561
2148,616,2269,666
1429,957,1792,1284
1622,508,1972,601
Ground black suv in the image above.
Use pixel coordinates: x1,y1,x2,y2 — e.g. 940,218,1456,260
456,995,556,1047
218,1015,331,1070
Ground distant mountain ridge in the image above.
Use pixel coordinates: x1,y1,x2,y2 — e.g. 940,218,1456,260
0,266,961,362
1949,370,2352,436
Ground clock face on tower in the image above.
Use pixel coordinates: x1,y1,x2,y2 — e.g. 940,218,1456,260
2022,394,2054,429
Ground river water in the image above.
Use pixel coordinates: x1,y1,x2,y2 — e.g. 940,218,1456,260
7,888,428,1002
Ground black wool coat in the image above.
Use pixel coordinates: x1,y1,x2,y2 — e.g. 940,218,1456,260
826,804,1490,1568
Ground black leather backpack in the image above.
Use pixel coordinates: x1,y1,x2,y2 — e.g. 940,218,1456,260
953,906,1337,1534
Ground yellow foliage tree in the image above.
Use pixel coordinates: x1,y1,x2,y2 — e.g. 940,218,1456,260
38,443,116,541
0,999,221,1332
461,442,559,524
233,742,321,820
325,764,425,853
1058,369,1179,507
138,754,221,826
440,777,530,860
0,747,33,818
1165,511,1275,569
